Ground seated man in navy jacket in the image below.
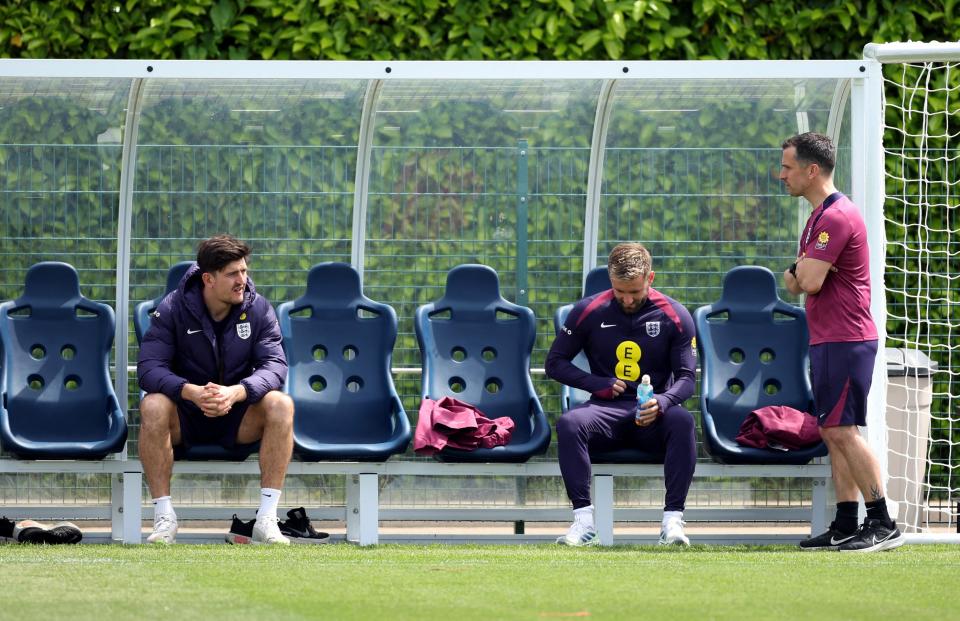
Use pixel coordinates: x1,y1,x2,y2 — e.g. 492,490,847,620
546,243,697,546
137,234,294,545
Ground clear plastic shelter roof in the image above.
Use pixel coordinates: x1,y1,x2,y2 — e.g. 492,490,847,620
373,80,603,148
0,60,876,411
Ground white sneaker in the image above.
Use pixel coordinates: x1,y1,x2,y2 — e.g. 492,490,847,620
252,516,290,545
658,516,690,547
556,520,599,547
147,513,178,544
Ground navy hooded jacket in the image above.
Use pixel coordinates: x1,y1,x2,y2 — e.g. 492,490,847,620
137,263,287,410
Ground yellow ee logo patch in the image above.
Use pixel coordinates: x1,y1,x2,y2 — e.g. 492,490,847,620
615,340,642,381
239,312,247,320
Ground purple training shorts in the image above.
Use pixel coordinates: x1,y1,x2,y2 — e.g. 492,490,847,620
809,340,878,428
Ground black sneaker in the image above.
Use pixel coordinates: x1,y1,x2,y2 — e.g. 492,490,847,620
225,514,255,545
0,516,15,542
279,507,330,544
798,522,858,550
837,519,904,553
47,522,83,544
13,520,82,544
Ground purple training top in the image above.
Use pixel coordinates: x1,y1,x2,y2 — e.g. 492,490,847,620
545,287,696,414
798,192,878,345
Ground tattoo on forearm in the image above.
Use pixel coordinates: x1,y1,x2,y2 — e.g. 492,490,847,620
870,485,882,501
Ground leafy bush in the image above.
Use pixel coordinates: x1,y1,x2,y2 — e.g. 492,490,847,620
0,1,957,62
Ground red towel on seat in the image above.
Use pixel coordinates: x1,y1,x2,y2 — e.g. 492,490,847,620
735,405,821,451
414,396,514,456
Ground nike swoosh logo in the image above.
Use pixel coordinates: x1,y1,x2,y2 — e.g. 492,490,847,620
830,534,855,545
600,322,616,328
187,329,202,335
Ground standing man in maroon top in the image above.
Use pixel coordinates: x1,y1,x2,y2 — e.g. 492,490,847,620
546,243,697,547
780,132,903,552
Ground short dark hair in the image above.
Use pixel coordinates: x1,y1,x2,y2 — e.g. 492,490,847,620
196,234,251,274
607,243,653,281
782,132,836,174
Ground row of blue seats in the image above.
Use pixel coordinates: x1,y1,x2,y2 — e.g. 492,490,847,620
0,261,827,467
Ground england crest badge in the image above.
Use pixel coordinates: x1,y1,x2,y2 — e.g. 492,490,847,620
236,322,251,340
645,321,661,337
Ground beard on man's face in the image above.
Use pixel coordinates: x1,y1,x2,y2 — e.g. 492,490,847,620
616,297,643,314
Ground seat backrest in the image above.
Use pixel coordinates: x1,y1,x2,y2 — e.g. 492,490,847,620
694,266,813,442
0,262,122,444
554,266,613,329
278,262,401,443
415,264,539,441
582,266,612,298
134,261,193,345
554,266,612,411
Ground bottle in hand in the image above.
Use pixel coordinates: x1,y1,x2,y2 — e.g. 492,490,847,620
635,374,654,426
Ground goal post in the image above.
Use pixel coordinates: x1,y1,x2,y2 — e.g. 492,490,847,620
863,41,960,539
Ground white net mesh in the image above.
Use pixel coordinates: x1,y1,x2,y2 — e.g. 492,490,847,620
882,56,959,533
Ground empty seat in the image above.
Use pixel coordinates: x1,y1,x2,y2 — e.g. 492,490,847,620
277,262,411,461
0,262,127,459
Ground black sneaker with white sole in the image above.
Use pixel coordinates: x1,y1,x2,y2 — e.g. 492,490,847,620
225,514,255,545
798,522,858,550
13,520,82,544
837,519,904,553
279,507,330,544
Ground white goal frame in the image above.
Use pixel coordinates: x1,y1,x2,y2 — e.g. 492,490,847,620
863,40,960,544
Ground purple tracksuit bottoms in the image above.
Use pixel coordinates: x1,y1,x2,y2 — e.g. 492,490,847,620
557,400,696,512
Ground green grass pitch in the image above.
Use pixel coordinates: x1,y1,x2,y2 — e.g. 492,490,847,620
1,544,956,620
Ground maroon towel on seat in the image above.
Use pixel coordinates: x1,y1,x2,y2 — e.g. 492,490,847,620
414,396,514,456
735,405,821,451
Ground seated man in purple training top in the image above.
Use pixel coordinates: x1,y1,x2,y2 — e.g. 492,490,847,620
546,243,697,546
137,234,294,545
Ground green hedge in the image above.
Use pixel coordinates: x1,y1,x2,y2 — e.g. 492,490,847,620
0,0,957,62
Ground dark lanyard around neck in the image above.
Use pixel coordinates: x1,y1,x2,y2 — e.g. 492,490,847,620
802,192,843,251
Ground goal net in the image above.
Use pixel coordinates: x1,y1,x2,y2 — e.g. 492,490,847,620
866,42,960,534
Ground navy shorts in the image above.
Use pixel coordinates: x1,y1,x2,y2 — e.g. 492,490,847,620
176,400,250,449
809,340,878,428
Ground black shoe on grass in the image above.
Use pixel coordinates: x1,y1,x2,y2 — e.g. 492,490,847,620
47,522,83,544
837,519,904,553
225,514,255,545
14,520,82,544
798,522,857,550
280,507,330,544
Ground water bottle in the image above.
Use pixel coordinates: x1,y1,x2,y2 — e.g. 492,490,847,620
635,374,654,426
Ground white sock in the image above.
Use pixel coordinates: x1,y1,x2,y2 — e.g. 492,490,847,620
257,488,282,521
152,496,175,519
573,505,595,530
662,510,683,526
